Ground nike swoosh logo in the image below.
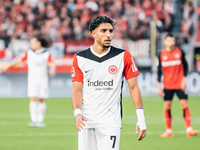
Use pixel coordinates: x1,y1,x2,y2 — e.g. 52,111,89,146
85,70,91,73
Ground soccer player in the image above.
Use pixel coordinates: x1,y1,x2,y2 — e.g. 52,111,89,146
71,16,146,150
1,35,55,127
157,33,198,137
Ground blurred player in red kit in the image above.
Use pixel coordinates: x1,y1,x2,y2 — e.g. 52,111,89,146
71,16,146,150
1,35,55,127
157,33,198,137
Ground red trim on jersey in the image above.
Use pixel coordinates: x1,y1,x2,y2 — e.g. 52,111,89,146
123,50,140,80
21,51,28,61
48,53,53,62
72,55,83,82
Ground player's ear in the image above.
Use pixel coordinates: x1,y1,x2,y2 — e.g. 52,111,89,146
91,30,96,38
164,39,167,46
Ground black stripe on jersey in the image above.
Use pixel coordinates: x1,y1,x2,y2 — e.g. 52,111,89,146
120,80,124,120
76,46,125,63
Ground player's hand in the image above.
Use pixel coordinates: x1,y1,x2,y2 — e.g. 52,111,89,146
158,86,163,97
181,77,186,91
75,114,87,131
157,82,163,97
136,124,146,141
49,68,55,77
48,62,56,77
0,65,9,73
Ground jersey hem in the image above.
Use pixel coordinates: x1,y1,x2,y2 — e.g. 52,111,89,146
125,72,140,80
72,79,83,83
84,125,122,129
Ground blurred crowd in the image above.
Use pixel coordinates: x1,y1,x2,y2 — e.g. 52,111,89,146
0,0,195,45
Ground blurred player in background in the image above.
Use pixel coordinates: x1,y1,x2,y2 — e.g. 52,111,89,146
71,16,146,150
1,35,55,127
157,33,198,137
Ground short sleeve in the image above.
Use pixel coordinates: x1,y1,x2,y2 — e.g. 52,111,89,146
21,51,28,61
48,53,54,63
72,55,83,82
123,50,140,80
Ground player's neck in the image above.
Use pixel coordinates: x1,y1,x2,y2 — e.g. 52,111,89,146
92,44,109,55
34,47,43,51
165,46,175,52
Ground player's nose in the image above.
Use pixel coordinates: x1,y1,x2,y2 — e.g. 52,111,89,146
106,31,112,37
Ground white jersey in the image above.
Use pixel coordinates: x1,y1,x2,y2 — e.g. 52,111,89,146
72,46,140,128
21,49,53,98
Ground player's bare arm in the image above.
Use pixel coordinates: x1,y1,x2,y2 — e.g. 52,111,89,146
72,81,87,131
127,77,146,141
1,57,22,72
181,76,186,91
48,62,56,77
157,82,163,97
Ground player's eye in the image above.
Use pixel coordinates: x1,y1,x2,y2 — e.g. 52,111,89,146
109,29,113,33
101,29,107,32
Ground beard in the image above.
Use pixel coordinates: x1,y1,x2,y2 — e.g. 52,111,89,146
103,44,110,48
96,37,111,49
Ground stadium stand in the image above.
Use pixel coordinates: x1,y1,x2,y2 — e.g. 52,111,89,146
0,0,198,72
1,0,200,98
0,0,194,46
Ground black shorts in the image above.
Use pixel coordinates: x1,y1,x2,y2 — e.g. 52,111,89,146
163,89,188,101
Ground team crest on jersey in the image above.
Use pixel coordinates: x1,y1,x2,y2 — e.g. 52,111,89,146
108,65,118,74
174,53,180,59
71,67,75,77
163,56,168,60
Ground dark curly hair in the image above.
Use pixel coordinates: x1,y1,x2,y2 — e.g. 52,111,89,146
89,16,115,32
165,33,175,39
35,35,51,48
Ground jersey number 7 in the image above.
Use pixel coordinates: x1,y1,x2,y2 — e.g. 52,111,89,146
110,136,116,148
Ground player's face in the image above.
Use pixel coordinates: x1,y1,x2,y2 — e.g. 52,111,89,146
30,38,41,50
164,37,175,50
92,23,113,49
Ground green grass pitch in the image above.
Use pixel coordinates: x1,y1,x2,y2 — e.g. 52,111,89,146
0,96,199,150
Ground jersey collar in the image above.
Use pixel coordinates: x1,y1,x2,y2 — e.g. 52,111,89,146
33,48,47,54
90,46,111,58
